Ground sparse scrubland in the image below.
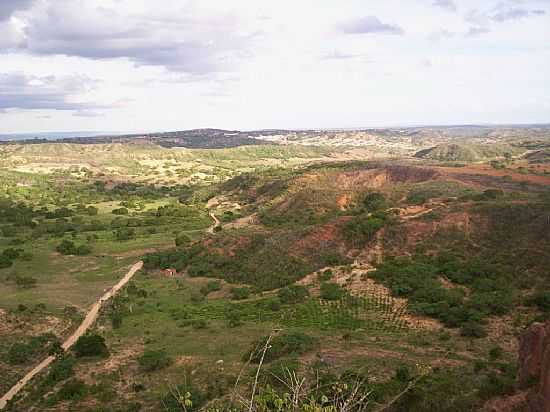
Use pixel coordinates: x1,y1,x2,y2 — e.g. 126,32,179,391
1,127,549,411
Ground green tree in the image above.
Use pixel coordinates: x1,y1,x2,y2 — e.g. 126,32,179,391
73,334,109,358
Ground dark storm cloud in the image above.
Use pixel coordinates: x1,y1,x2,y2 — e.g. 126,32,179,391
2,1,257,73
0,72,107,111
432,0,458,12
339,16,404,35
0,0,33,21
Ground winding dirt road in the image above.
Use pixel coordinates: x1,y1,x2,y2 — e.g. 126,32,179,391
0,261,143,410
207,212,221,233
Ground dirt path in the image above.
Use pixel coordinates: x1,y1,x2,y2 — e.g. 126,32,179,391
0,261,143,410
207,212,221,233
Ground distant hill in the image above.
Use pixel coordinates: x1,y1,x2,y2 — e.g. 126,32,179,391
415,143,523,161
0,131,120,141
525,149,550,164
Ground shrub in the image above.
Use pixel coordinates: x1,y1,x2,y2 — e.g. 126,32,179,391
56,240,92,256
230,287,251,300
0,254,13,269
343,213,386,246
225,307,242,328
56,239,76,255
138,349,172,372
247,332,318,363
73,334,109,358
460,322,487,338
200,280,222,296
15,276,37,289
363,192,386,211
46,356,76,384
175,232,192,247
115,227,136,241
112,207,129,215
56,379,88,401
278,285,310,304
532,291,550,312
489,346,503,361
320,282,345,301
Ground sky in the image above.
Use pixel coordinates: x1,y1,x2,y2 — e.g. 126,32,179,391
0,0,549,133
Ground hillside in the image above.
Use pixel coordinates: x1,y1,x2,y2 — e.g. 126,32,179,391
0,136,549,411
414,143,523,161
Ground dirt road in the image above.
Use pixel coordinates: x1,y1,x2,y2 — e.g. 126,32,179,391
0,261,143,410
207,212,221,233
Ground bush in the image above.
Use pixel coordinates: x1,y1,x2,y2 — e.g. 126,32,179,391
175,232,192,247
73,334,109,358
363,192,386,211
56,379,87,401
75,244,92,256
112,207,129,215
200,280,222,296
230,287,251,300
343,213,386,246
0,254,13,268
278,285,310,304
532,291,550,312
56,240,92,256
115,227,136,241
247,332,318,363
225,307,242,328
138,349,172,372
320,282,345,301
460,322,487,338
489,346,503,361
15,275,37,288
46,356,76,384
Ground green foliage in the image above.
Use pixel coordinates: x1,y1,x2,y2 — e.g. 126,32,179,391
56,379,88,401
138,349,172,372
8,334,58,364
372,254,515,335
320,282,345,301
230,287,251,300
73,334,109,358
175,232,191,247
200,280,222,296
531,291,550,312
143,233,317,291
247,332,318,363
112,207,129,215
115,227,136,241
225,306,243,328
343,211,387,246
56,239,92,256
161,383,206,412
277,285,310,304
0,254,13,268
362,192,387,212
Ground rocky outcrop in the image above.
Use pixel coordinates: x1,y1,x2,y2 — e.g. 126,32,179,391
518,321,550,412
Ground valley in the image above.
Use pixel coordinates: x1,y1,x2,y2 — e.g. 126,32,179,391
0,126,549,411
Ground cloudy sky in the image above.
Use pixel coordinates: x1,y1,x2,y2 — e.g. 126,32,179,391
0,0,549,133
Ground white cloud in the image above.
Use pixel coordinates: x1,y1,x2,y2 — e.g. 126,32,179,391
0,0,549,132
